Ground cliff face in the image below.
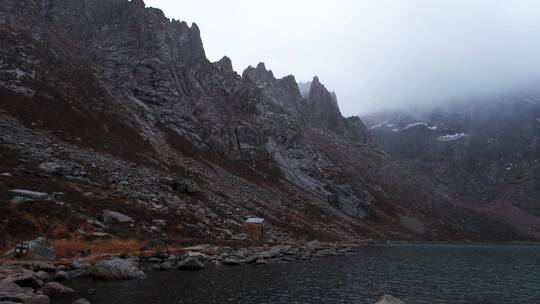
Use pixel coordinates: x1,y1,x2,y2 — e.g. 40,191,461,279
0,0,524,243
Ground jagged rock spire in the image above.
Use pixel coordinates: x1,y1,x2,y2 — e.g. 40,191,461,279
306,76,347,133
242,62,275,83
131,0,145,9
215,56,234,72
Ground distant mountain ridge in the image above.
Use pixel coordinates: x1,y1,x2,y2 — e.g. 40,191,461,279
363,95,540,238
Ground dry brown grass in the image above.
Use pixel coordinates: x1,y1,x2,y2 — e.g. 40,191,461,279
51,238,142,259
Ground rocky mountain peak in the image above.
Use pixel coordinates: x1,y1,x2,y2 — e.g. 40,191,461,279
130,0,145,9
306,76,346,133
242,62,276,85
215,56,234,73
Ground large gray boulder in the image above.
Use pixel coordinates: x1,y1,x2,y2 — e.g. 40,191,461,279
222,257,243,266
102,210,134,225
159,262,173,271
41,282,74,299
52,271,69,282
90,258,146,280
176,258,205,271
375,295,405,304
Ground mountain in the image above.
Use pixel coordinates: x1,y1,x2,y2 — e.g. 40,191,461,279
0,0,522,245
363,95,540,238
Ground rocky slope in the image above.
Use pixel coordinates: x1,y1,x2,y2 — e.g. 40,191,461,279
0,0,523,246
363,95,540,238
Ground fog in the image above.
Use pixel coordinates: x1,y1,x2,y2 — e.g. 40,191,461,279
145,0,540,115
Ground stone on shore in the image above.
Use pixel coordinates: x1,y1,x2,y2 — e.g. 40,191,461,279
91,258,146,280
376,295,405,304
0,278,35,303
159,262,173,271
176,258,205,271
314,249,336,257
41,282,74,298
222,257,243,266
35,271,49,281
52,271,69,282
31,294,51,304
12,271,41,290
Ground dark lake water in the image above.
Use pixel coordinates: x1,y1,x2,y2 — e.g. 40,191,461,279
57,244,540,304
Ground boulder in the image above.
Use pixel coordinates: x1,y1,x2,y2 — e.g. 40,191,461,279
38,163,71,176
41,282,74,298
65,269,89,280
26,238,56,261
8,190,49,200
184,245,217,256
72,299,90,304
102,210,134,225
91,259,146,280
35,271,49,281
70,260,91,270
170,179,199,194
176,258,205,271
314,249,336,257
222,257,243,266
30,294,50,304
159,262,172,271
243,255,258,264
376,295,405,304
12,271,40,290
52,271,69,282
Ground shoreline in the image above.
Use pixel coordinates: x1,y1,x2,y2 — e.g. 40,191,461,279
2,239,539,303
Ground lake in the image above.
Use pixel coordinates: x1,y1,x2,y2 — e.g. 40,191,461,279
57,244,540,304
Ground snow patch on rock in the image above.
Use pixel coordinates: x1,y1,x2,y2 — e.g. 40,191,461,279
437,133,466,142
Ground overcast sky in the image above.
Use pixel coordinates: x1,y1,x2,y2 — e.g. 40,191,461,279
145,0,540,115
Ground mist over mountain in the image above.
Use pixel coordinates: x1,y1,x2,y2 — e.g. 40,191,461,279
363,94,540,238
